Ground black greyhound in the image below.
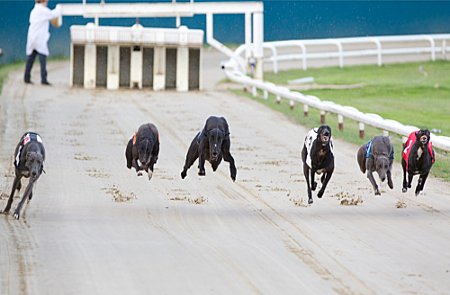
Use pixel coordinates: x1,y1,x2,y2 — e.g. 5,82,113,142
402,129,435,195
181,116,237,181
2,132,45,220
301,125,334,204
126,123,160,180
357,136,394,195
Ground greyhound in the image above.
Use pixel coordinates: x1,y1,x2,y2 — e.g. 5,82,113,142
181,116,237,181
357,135,394,195
301,125,335,204
2,132,45,220
125,123,160,180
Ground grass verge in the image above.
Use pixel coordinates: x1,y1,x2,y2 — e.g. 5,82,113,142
265,61,450,136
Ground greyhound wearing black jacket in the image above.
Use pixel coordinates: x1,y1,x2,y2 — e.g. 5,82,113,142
181,116,237,181
2,132,45,220
401,129,435,196
301,125,334,204
126,123,160,180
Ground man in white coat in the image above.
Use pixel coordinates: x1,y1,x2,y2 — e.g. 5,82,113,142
24,0,61,85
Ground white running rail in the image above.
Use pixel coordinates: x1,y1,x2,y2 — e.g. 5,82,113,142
234,34,450,73
223,34,450,151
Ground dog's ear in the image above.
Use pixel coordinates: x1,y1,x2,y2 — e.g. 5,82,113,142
415,130,421,141
199,129,208,142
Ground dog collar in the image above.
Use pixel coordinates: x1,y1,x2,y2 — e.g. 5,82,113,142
133,132,137,145
365,140,373,158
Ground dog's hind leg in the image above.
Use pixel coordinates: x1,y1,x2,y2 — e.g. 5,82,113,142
13,180,34,220
3,176,21,213
402,160,408,192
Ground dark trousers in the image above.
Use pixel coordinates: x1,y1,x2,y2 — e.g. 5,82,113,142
24,50,48,83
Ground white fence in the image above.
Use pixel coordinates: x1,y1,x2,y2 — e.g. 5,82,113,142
234,34,450,73
223,34,450,151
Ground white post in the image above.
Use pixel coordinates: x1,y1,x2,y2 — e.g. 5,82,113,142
320,110,325,124
359,122,365,139
130,47,143,89
245,12,252,74
252,11,264,80
338,114,344,130
153,47,166,91
69,44,74,87
107,45,119,89
177,46,189,92
443,40,447,60
84,43,96,89
426,36,436,61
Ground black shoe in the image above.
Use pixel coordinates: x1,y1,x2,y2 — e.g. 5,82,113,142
41,81,51,86
24,80,33,84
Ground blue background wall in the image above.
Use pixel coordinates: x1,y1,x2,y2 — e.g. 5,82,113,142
1,0,449,64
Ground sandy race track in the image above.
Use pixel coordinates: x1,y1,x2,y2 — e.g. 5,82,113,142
1,52,450,295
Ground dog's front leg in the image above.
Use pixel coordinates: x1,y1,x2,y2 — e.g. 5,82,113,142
13,180,34,220
367,171,380,195
198,152,206,176
3,176,21,213
318,170,333,198
222,143,237,181
303,165,313,204
147,157,158,181
407,172,413,189
311,169,317,191
197,139,207,176
387,169,394,189
415,172,429,196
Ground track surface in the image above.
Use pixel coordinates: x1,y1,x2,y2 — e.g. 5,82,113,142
1,52,450,295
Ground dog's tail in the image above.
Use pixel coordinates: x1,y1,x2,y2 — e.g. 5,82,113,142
356,144,367,173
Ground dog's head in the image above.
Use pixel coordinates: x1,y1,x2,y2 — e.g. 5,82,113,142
136,137,154,169
205,128,227,162
317,125,332,146
25,151,44,181
375,155,390,182
415,129,430,147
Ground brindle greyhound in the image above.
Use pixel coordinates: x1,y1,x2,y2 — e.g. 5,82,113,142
2,132,45,220
126,123,160,180
181,116,237,181
402,129,435,196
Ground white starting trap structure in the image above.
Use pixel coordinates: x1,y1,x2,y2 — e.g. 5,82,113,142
58,1,264,91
